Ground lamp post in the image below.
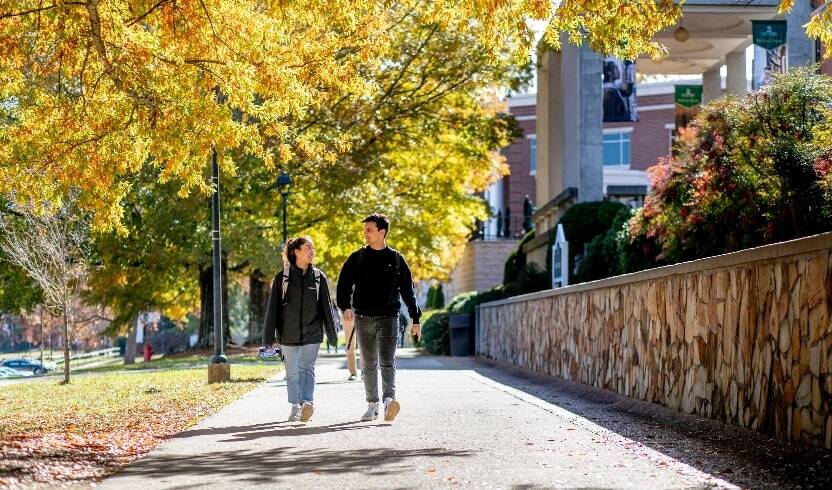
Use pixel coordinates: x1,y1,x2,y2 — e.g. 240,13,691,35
208,148,229,382
277,172,292,245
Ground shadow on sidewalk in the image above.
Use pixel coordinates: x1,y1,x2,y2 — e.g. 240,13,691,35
428,355,832,490
220,421,380,442
170,420,412,443
113,446,472,484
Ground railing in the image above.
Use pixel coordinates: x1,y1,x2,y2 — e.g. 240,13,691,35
53,347,120,365
472,214,532,241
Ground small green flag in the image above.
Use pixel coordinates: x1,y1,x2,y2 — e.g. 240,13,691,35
675,85,702,108
752,20,787,50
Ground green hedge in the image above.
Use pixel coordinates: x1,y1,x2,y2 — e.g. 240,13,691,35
421,310,450,355
503,229,535,284
576,206,633,282
557,201,628,246
552,200,628,284
626,69,832,268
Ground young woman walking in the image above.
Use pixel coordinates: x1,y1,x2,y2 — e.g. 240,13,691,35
263,236,338,422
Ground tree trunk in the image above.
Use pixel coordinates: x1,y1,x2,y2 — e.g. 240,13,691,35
198,266,212,348
247,270,269,345
39,307,44,377
198,259,231,348
62,311,70,384
124,313,138,365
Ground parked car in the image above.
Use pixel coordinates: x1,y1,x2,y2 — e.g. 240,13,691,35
0,358,55,375
0,366,33,379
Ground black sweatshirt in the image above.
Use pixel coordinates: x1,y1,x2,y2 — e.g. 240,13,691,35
336,246,421,323
262,265,338,346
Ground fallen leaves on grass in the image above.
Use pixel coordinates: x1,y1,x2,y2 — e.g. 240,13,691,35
0,364,279,488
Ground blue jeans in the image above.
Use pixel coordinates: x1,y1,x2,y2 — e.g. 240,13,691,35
282,343,319,405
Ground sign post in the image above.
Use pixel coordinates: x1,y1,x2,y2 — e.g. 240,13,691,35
551,224,569,288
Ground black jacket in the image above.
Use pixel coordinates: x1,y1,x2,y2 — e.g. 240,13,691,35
263,265,338,346
336,246,421,323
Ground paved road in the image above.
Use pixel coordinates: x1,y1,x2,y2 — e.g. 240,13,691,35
100,350,831,489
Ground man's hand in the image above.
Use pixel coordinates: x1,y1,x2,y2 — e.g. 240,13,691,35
343,309,354,323
411,323,421,341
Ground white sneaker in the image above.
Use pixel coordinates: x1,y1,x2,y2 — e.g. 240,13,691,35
288,404,301,422
361,402,379,421
383,398,400,422
300,401,314,422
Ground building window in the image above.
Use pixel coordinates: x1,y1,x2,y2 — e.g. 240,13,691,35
603,129,631,167
529,135,537,176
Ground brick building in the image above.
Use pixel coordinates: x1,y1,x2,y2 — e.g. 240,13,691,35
446,83,678,299
496,82,681,223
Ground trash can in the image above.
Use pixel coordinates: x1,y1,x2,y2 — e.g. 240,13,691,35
449,314,472,356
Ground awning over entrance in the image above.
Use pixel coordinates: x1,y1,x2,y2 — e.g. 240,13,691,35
638,0,781,75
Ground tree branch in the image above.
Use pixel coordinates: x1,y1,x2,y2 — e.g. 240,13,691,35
125,0,172,27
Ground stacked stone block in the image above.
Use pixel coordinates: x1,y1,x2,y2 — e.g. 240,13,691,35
479,233,832,448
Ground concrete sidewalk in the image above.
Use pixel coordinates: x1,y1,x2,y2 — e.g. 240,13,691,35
100,350,827,489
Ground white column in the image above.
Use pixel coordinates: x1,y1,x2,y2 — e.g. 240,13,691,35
535,47,559,210
725,50,747,95
537,37,603,205
577,41,603,203
787,0,815,68
702,65,722,103
752,45,766,90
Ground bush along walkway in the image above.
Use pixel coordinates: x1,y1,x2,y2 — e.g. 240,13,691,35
0,359,280,488
93,349,832,490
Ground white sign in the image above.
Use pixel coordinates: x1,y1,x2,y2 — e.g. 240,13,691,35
551,224,569,288
135,318,144,344
135,311,161,344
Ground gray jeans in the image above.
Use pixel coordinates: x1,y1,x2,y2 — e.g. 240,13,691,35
355,315,398,403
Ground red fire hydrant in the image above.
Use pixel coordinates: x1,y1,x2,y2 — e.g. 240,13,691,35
143,342,153,363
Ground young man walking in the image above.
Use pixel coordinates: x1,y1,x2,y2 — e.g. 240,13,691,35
337,213,421,422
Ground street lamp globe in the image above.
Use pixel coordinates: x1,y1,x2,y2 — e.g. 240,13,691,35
277,172,292,195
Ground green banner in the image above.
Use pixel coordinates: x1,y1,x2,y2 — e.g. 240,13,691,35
752,20,787,50
674,85,702,108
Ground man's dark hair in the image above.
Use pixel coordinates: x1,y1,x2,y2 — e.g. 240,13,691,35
362,213,390,236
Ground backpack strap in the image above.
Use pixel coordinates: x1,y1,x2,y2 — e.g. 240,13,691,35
313,268,322,301
387,247,403,304
282,267,322,301
281,268,290,298
356,246,367,276
390,248,402,279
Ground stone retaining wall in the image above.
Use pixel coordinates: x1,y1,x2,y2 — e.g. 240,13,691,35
478,232,832,448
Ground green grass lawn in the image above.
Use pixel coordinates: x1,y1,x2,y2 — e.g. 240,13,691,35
0,360,281,487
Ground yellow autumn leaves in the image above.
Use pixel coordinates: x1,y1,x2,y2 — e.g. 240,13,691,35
0,0,829,233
